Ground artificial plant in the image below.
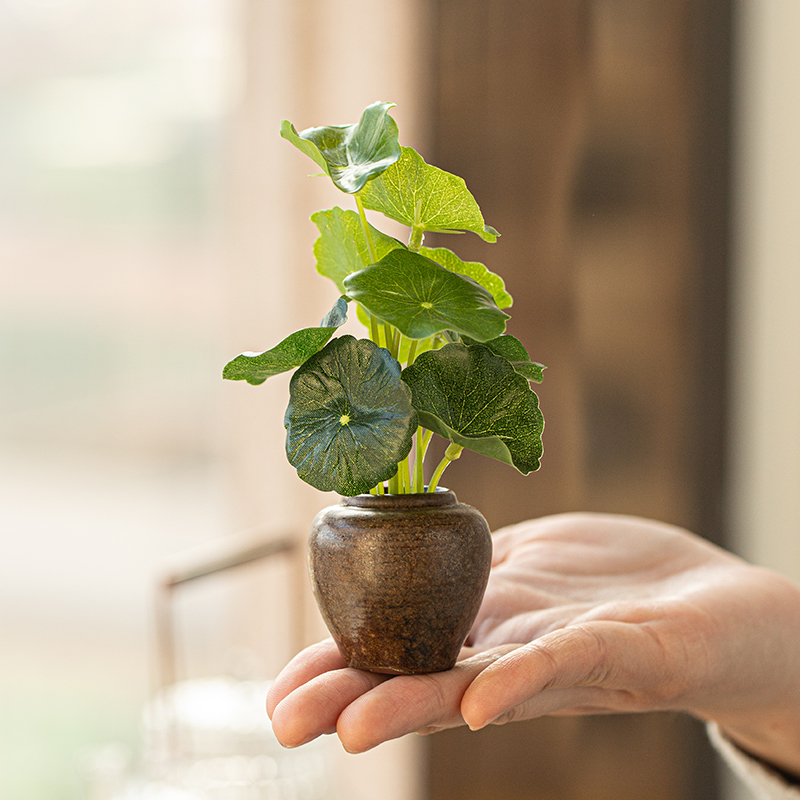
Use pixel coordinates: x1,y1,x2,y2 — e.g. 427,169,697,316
223,102,545,496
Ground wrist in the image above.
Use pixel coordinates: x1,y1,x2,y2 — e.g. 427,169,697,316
709,711,800,780
689,567,800,779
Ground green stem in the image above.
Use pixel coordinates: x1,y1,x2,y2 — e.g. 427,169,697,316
384,323,397,358
427,442,463,493
409,226,424,253
399,454,412,493
355,192,379,264
392,327,401,359
406,338,418,367
414,427,433,492
369,312,380,344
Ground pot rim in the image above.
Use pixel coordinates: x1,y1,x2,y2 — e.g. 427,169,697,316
340,487,457,509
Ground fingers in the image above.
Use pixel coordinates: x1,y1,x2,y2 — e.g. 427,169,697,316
461,621,675,730
270,664,390,748
269,621,675,752
271,643,519,753
335,645,518,753
266,639,346,718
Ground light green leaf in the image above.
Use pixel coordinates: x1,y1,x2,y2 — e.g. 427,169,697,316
343,250,509,341
281,102,401,194
284,336,417,495
312,207,405,293
402,343,543,474
420,246,512,309
280,120,330,174
462,334,545,382
223,298,348,385
359,147,499,242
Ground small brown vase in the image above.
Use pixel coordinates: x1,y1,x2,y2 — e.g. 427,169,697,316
307,489,492,674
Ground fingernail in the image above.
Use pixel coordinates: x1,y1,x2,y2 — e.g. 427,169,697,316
468,713,501,732
282,733,319,749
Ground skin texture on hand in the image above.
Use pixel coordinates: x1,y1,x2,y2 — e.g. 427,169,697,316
267,513,800,776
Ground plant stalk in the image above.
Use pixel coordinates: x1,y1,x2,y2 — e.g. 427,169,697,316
384,323,398,359
355,192,379,265
409,226,424,253
427,442,463,493
400,454,412,493
406,338,418,367
369,312,380,344
414,427,433,492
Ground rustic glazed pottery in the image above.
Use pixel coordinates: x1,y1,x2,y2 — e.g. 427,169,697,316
308,489,492,674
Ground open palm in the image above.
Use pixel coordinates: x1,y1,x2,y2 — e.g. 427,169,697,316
267,513,800,773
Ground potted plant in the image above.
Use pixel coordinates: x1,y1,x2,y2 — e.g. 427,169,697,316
223,102,545,675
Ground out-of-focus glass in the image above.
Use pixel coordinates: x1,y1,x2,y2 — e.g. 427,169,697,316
0,0,237,795
78,679,334,800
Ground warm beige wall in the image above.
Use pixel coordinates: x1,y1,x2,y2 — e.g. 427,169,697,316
730,1,800,583
223,1,430,798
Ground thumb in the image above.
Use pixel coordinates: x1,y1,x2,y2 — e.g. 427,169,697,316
461,621,674,729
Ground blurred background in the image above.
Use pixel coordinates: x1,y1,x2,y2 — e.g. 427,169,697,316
1,0,798,799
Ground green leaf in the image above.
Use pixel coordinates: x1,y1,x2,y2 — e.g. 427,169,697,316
359,147,499,241
223,298,348,385
280,120,330,174
402,343,543,473
281,102,402,194
311,207,405,293
284,335,417,495
343,250,508,341
462,334,545,383
420,246,512,309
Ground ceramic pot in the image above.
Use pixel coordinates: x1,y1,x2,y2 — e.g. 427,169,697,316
308,489,492,674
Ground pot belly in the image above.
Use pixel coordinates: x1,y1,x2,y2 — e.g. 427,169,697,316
308,491,492,674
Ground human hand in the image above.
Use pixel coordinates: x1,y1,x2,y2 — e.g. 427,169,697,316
267,513,800,775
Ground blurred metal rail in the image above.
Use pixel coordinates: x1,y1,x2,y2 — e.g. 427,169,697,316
154,528,302,690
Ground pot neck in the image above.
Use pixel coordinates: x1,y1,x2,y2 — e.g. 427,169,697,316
341,489,457,510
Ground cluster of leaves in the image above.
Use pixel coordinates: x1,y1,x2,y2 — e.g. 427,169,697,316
223,102,545,496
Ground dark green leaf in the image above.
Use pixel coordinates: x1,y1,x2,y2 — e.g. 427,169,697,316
281,102,401,194
343,250,508,341
284,336,416,495
312,207,405,293
223,298,348,385
359,147,499,241
462,334,545,383
421,246,512,309
402,343,543,473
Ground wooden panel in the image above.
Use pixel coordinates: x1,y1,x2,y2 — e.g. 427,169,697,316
424,1,732,798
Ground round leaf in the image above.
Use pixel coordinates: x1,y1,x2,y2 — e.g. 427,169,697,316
284,335,417,495
421,246,513,309
359,147,499,241
343,250,509,341
311,206,405,293
402,343,543,473
281,102,402,194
